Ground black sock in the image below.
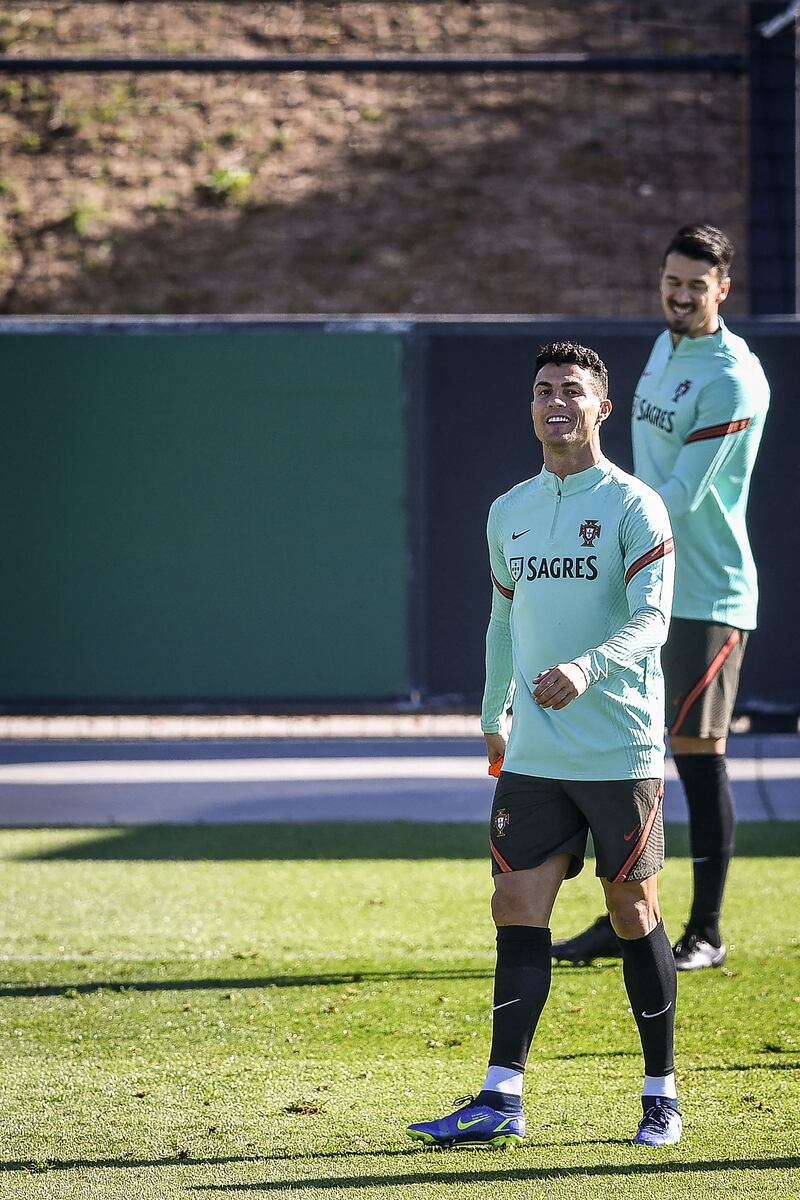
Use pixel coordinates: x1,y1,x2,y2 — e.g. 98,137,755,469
618,920,677,1079
674,753,735,945
475,925,551,1110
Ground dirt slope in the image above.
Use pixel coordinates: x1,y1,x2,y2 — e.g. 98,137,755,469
0,2,748,315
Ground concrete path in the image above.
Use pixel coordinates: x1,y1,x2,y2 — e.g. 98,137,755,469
0,735,796,825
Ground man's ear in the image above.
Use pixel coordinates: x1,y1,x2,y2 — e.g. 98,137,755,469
718,274,732,304
597,397,613,424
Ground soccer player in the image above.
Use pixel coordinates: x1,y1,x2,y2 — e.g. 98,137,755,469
553,226,770,972
407,341,681,1149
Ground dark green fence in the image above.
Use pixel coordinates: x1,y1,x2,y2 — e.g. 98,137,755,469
0,327,408,702
1,316,798,714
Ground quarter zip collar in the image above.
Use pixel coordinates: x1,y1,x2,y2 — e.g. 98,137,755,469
668,316,728,357
539,456,611,496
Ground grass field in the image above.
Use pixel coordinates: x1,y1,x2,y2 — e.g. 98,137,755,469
0,822,798,1199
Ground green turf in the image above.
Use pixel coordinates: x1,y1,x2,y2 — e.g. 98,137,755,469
0,823,797,1199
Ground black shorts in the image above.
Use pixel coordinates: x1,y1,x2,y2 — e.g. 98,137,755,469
489,772,665,883
663,618,749,739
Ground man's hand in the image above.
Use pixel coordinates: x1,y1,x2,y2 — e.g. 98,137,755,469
484,731,506,772
533,662,588,710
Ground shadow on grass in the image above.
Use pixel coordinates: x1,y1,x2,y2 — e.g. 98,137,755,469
691,1061,800,1073
17,822,800,862
0,966,493,999
189,1155,800,1190
0,1154,266,1174
0,1144,635,1172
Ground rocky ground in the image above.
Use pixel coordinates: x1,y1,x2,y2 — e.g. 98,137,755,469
0,1,748,315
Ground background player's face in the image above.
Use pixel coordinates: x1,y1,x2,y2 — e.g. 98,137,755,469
530,363,610,451
660,251,731,339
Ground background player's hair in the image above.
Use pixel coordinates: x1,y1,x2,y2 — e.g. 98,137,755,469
535,341,609,400
662,224,734,279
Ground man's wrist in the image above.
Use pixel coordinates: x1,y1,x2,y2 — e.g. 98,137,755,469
570,658,592,689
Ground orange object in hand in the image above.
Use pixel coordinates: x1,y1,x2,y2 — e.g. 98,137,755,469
488,756,505,778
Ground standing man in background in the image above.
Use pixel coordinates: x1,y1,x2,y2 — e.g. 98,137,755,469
554,225,770,972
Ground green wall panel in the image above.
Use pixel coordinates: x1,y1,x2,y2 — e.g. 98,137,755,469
0,332,408,701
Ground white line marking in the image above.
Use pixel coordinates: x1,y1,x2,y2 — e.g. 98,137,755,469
0,756,797,786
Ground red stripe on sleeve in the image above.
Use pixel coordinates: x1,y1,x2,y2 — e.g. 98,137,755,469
491,571,514,600
684,417,751,444
624,538,674,586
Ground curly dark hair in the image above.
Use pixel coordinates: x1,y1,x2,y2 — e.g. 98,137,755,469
534,341,609,400
662,224,734,278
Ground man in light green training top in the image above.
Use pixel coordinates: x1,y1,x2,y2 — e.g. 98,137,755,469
555,226,770,973
408,341,681,1149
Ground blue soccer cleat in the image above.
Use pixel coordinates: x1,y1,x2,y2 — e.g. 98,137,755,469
633,1098,683,1146
407,1096,525,1149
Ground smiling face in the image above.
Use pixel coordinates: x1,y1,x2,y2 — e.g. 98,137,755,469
660,251,731,342
531,362,612,474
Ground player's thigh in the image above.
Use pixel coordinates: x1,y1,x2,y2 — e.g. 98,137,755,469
564,778,665,884
492,853,572,927
489,771,588,880
663,618,749,740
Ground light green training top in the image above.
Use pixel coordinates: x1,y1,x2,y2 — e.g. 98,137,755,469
631,317,769,630
481,456,674,781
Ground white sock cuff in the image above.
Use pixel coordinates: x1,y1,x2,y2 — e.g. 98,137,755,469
643,1072,678,1099
483,1065,524,1096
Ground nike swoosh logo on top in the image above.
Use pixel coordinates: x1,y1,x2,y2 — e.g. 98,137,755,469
457,1115,490,1130
491,998,521,1012
623,824,640,842
642,1001,673,1019
511,530,530,540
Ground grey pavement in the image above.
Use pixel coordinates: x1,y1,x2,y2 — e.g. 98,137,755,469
0,734,796,825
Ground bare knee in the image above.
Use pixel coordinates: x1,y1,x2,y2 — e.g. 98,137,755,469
603,878,661,940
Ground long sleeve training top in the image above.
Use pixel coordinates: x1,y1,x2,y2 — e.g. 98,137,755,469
481,457,674,781
631,317,769,629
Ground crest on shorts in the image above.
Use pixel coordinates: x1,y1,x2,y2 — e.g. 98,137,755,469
671,379,692,404
579,519,601,547
493,808,510,838
510,556,524,582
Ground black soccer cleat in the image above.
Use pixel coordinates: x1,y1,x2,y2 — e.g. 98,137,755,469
673,929,727,971
551,914,622,965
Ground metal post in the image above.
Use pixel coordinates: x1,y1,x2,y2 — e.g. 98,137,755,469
750,2,798,314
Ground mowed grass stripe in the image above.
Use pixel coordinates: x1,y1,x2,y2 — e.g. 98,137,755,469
0,825,797,1200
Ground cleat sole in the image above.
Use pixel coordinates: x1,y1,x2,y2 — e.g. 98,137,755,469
406,1130,523,1150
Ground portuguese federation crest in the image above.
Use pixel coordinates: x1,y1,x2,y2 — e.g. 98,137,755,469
671,379,692,404
493,808,510,838
579,519,601,547
510,556,524,582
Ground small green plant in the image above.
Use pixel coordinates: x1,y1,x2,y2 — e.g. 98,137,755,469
217,127,241,147
68,202,105,237
17,131,41,153
361,107,385,123
0,22,23,54
0,80,23,101
150,193,178,211
96,82,133,123
196,167,253,206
